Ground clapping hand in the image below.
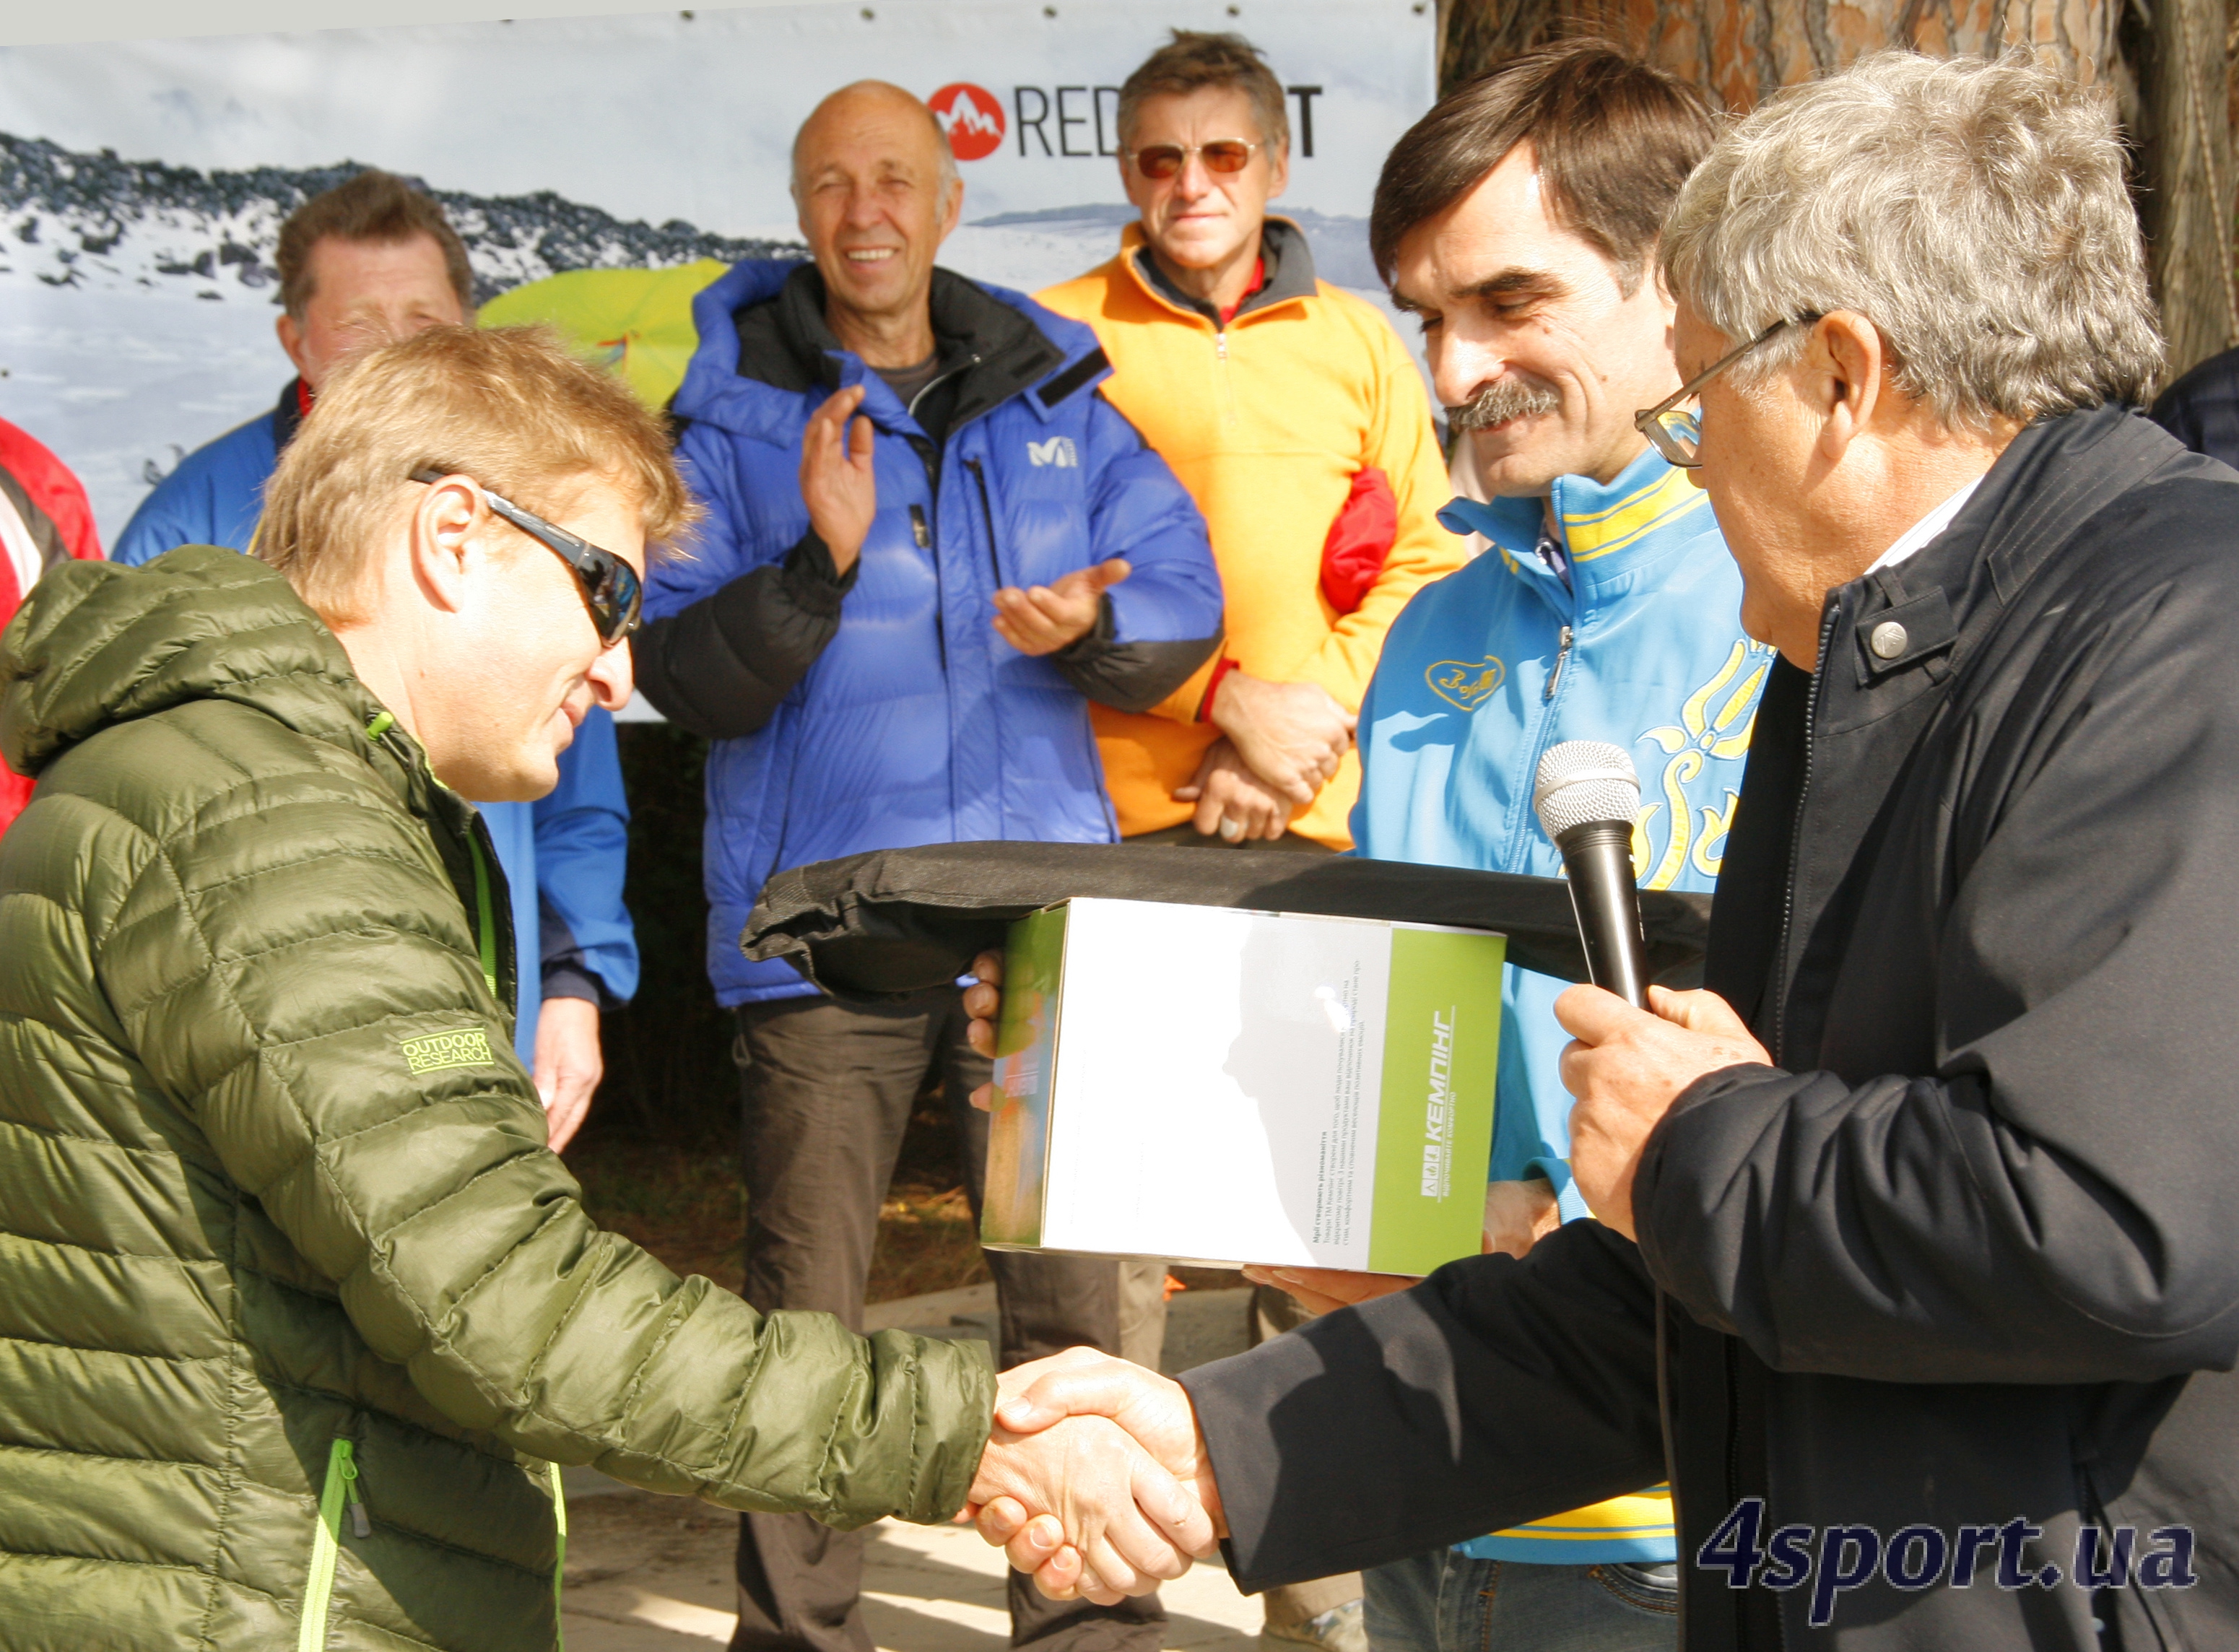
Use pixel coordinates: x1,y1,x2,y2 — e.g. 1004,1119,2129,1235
801,384,877,574
992,560,1132,655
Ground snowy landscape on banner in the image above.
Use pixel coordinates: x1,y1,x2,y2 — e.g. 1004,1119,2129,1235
0,0,1434,544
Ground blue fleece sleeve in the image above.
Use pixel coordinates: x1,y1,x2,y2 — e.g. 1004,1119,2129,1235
531,707,637,1007
1078,391,1222,645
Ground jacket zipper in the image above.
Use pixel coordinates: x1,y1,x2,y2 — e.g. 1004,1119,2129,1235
1508,587,1580,873
962,456,1003,589
1770,599,1840,1065
367,710,501,1007
549,1460,569,1651
1543,624,1574,702
298,1438,368,1652
905,352,979,424
298,1440,571,1650
464,820,500,1003
908,504,944,669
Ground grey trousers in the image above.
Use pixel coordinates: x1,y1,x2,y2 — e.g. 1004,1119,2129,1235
726,988,1167,1652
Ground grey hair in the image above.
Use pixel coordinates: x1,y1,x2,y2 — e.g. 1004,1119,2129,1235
1661,51,2163,428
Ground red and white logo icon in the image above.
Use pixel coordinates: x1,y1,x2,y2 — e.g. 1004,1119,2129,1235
929,83,1006,161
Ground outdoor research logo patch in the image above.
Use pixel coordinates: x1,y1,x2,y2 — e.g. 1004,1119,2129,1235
1027,436,1079,468
400,1027,496,1074
1426,656,1505,711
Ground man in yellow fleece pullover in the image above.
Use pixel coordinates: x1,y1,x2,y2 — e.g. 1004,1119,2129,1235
1038,30,1463,852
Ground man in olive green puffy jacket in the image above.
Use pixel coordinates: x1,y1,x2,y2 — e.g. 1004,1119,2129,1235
0,326,1210,1651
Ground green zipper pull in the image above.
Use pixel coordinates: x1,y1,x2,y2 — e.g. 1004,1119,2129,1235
340,1450,370,1539
300,1438,361,1652
549,1461,569,1651
365,710,396,741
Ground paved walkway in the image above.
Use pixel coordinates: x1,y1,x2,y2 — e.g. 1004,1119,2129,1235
560,1283,1266,1652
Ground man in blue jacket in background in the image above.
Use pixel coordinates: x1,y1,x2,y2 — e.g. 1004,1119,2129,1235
112,170,637,1151
1238,45,1768,1652
632,82,1221,1652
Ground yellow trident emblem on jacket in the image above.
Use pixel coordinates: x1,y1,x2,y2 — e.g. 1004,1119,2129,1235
1630,640,1775,889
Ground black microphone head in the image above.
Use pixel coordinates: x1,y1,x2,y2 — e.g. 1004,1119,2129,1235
1534,741,1641,843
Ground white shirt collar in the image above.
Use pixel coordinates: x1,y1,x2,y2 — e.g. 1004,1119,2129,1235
1864,475,1985,575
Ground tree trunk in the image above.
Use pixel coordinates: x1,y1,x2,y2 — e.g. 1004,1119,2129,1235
1435,0,2235,381
2125,0,2239,377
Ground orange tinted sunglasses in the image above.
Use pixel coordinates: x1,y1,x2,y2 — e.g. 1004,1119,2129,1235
1126,140,1259,180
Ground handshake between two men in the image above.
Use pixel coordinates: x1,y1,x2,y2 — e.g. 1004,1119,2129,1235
953,949,1781,1603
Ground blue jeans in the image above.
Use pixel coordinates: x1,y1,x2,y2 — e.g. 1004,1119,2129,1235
1363,1549,1678,1652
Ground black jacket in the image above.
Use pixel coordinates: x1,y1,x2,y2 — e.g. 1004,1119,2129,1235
2149,342,2239,471
1185,407,2239,1649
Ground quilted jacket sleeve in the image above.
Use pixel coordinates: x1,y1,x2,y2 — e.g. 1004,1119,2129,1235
91,721,992,1527
633,422,858,740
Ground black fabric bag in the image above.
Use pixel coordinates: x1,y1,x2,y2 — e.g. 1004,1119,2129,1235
742,841,1710,1001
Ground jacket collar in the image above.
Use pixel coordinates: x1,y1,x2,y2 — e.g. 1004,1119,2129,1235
1437,440,1718,606
1705,404,2184,1054
1822,405,2178,729
1120,217,1316,328
675,257,1089,440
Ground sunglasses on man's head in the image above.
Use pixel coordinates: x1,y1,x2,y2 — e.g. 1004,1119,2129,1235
1126,139,1258,180
409,467,642,646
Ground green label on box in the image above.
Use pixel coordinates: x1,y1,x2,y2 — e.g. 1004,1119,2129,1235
1368,928,1505,1274
982,905,1069,1247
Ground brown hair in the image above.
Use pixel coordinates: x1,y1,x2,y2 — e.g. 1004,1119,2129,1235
1116,31,1289,155
276,170,476,321
256,325,697,625
1369,41,1718,295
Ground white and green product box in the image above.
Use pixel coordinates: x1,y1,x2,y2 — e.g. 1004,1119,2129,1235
982,897,1504,1274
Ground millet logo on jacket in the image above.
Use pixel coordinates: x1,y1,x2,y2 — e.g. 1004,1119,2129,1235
1027,437,1079,469
400,1027,496,1074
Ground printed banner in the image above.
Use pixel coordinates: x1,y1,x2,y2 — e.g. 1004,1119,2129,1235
0,0,1436,552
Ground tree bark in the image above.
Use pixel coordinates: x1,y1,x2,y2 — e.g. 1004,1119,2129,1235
2125,0,2239,376
1437,0,2235,381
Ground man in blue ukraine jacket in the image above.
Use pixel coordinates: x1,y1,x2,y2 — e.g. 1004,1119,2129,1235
631,82,1222,1652
112,169,635,1152
1240,46,1769,1652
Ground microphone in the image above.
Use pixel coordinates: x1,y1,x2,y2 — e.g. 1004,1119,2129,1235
1533,742,1650,1009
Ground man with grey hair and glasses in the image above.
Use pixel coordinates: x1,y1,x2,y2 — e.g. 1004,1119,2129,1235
964,49,2239,1652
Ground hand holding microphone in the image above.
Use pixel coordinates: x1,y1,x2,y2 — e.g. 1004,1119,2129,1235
1532,742,1652,1008
1534,742,1770,1237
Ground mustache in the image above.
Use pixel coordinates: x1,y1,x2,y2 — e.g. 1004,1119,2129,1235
1445,377,1561,432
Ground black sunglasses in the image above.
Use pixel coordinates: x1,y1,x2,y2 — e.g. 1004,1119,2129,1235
410,467,642,645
